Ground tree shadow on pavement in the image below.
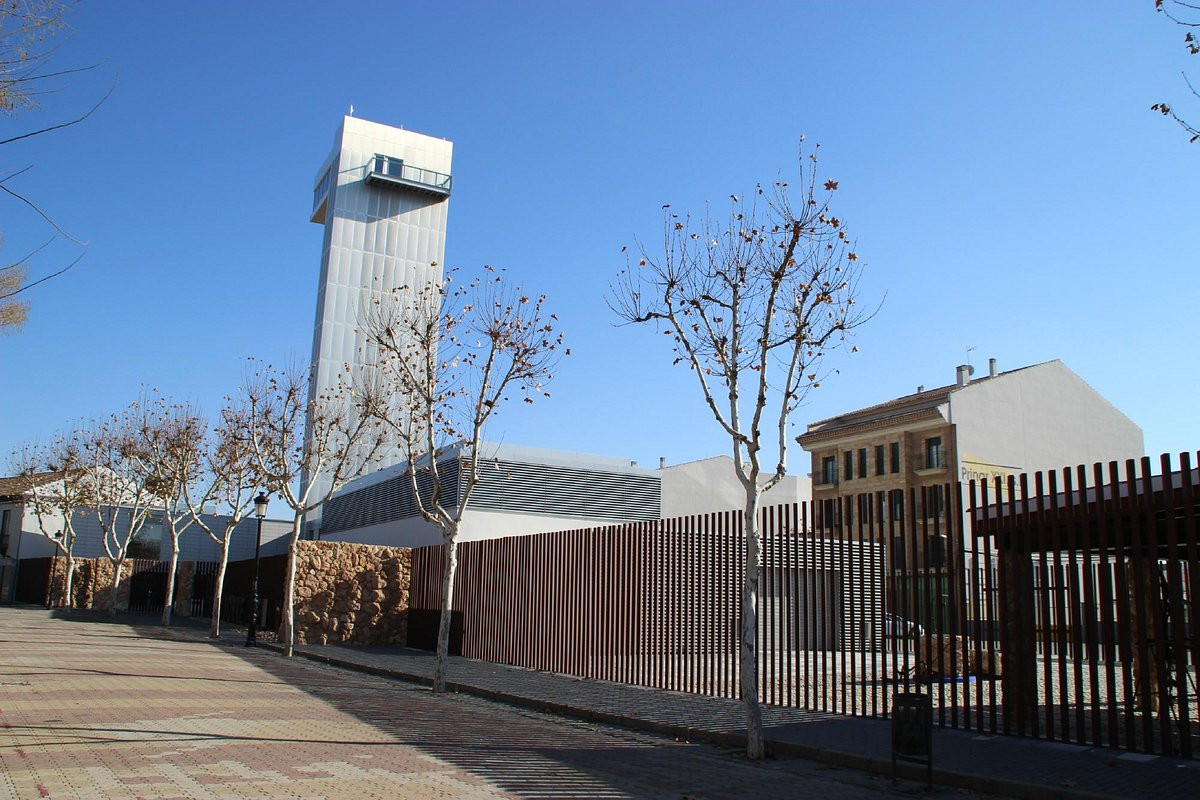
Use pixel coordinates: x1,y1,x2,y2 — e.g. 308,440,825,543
236,646,757,799
0,606,918,800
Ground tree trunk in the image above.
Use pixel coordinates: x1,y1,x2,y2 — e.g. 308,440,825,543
61,552,75,608
741,494,765,760
433,535,460,693
210,538,230,638
280,517,303,657
161,538,180,626
109,557,125,617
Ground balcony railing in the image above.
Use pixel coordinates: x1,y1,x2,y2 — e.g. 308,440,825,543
365,154,452,197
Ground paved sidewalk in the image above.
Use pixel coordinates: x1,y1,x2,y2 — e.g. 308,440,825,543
235,636,1199,800
6,606,1197,799
0,606,987,800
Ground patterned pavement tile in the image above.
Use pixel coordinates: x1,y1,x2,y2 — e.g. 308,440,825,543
0,608,978,799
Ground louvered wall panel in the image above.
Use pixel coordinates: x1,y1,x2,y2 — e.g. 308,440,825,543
470,459,660,520
321,463,459,533
321,457,660,534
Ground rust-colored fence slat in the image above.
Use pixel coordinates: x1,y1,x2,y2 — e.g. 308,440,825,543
1110,461,1138,751
1092,461,1119,750
1128,458,1157,753
1072,464,1102,748
1160,454,1192,758
1180,452,1200,758
838,495,848,717
1066,471,1086,742
400,455,1197,761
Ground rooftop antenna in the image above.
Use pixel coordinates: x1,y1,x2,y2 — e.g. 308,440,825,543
348,104,355,117
965,345,976,368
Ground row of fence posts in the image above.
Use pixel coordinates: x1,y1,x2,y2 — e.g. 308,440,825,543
406,453,1196,759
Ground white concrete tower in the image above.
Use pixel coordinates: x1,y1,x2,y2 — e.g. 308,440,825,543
305,116,453,513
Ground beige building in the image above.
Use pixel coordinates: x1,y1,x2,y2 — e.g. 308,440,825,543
798,358,1144,547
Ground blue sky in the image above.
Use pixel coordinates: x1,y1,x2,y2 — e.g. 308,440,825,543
3,1,1197,473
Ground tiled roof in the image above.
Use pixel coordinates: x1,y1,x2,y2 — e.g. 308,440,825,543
0,471,62,500
798,362,1046,446
801,384,955,441
798,407,945,445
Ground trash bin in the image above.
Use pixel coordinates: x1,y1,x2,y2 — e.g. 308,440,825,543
891,691,932,787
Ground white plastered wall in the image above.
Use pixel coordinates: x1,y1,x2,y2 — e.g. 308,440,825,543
950,360,1144,485
306,117,454,505
660,456,812,517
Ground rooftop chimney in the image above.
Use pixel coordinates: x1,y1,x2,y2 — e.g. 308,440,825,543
956,364,974,387
989,358,998,378
659,456,667,469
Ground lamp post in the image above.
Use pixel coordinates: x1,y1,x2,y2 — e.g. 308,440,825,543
245,492,269,647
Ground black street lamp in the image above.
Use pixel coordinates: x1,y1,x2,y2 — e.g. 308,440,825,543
245,492,269,647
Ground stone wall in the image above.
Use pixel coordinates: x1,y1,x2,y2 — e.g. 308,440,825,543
172,561,194,618
81,558,124,614
290,540,411,646
46,557,195,614
49,557,127,612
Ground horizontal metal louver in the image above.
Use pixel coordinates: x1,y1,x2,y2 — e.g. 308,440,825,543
469,459,660,520
321,464,459,534
321,457,660,534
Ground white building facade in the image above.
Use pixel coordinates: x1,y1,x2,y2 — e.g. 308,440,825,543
306,116,454,503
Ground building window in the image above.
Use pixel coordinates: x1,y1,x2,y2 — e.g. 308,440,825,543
890,489,904,521
929,533,948,568
875,445,885,476
821,498,837,530
926,485,946,517
821,456,837,485
925,436,945,469
128,516,163,560
313,164,334,210
843,451,854,481
890,442,900,474
0,509,9,555
857,448,867,479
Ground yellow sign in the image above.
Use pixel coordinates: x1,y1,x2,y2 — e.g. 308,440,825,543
959,454,1020,495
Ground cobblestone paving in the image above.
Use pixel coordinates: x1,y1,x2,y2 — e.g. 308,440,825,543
0,608,988,799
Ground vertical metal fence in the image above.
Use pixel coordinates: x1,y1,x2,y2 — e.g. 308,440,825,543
972,453,1199,757
409,451,1199,759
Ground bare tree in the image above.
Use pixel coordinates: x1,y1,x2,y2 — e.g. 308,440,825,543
10,429,90,605
138,397,205,626
610,146,869,759
183,402,260,638
244,363,388,657
0,0,71,115
0,257,28,331
85,408,159,616
0,0,106,332
1153,0,1200,142
364,267,565,692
